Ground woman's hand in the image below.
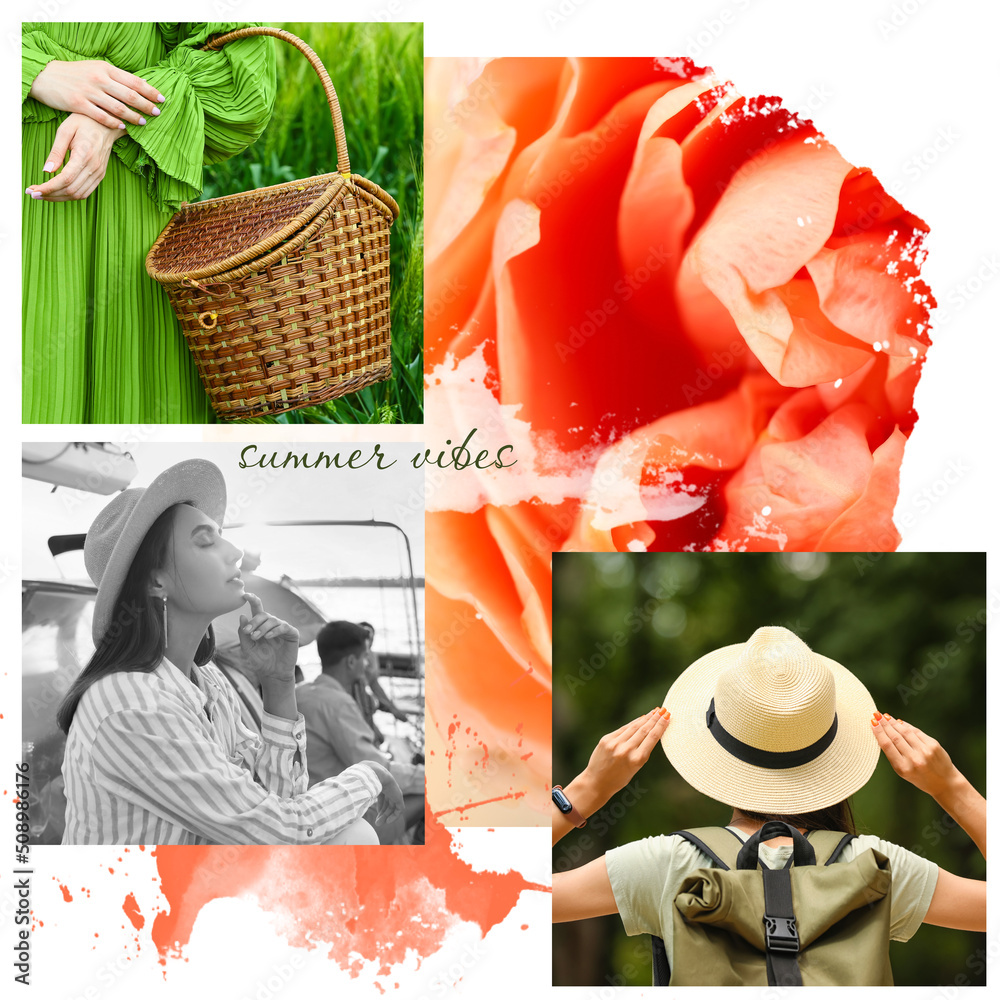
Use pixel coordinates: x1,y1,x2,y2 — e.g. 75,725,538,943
28,59,165,129
871,713,959,798
582,707,671,802
25,113,124,202
237,592,300,688
363,762,404,825
552,708,670,846
873,712,986,859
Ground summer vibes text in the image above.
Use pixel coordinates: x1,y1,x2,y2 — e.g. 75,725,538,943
238,429,516,472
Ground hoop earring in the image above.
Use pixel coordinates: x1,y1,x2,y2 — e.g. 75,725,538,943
161,595,169,647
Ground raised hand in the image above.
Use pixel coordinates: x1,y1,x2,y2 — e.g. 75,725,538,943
871,713,959,798
28,59,165,129
237,592,300,687
552,707,671,846
583,707,672,801
872,711,986,860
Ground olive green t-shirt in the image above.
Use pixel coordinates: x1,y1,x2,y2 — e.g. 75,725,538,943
605,827,939,973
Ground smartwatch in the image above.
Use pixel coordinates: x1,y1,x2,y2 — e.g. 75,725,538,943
552,785,587,828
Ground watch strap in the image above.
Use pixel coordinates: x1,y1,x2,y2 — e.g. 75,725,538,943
553,785,587,828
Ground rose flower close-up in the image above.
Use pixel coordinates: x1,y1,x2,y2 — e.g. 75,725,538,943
422,57,934,821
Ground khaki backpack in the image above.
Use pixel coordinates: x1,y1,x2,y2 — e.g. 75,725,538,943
651,821,893,986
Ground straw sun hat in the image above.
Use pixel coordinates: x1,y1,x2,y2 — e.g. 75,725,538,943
84,459,227,646
661,626,879,814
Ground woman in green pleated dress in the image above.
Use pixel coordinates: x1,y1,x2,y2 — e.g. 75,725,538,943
22,23,277,423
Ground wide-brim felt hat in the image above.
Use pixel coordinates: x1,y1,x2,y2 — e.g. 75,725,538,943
661,626,879,813
84,459,227,645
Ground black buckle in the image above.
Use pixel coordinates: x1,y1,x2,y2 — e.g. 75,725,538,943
763,915,799,953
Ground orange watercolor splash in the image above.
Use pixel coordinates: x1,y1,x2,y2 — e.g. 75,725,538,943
432,792,526,819
149,812,548,976
123,892,145,931
58,883,73,902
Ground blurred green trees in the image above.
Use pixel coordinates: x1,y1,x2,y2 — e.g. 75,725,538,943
552,552,986,987
202,22,423,424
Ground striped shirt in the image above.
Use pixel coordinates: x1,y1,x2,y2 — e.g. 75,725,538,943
61,657,381,844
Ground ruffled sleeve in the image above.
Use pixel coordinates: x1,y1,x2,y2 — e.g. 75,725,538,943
112,22,276,212
22,30,79,116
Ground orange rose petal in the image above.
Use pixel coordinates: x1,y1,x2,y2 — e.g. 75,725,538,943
564,374,791,547
425,58,569,367
421,59,934,826
767,279,878,385
616,135,693,331
426,587,550,820
807,239,929,358
721,402,889,550
674,247,749,367
425,80,516,262
499,89,719,447
688,135,856,386
681,95,818,238
829,166,929,246
427,509,539,675
485,504,554,674
816,428,906,551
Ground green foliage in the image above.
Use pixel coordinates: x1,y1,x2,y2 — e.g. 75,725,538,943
202,22,423,423
552,553,986,988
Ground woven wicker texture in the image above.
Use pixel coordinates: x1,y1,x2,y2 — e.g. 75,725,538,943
145,26,400,421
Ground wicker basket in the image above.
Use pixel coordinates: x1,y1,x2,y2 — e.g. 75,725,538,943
146,26,400,421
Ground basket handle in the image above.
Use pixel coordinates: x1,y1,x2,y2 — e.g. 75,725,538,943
201,26,351,176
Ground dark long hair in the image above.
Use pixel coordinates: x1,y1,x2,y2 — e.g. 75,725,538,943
733,799,857,836
57,502,216,734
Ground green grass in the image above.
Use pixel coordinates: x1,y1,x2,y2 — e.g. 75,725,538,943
202,22,423,424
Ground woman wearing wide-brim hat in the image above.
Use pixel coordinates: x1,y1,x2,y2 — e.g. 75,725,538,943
552,627,986,981
57,458,403,844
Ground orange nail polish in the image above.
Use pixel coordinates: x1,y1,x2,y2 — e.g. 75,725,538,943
873,711,882,721
658,707,668,717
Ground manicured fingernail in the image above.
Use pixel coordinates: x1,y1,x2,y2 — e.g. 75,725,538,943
885,714,893,720
117,123,126,129
873,711,882,721
43,161,54,172
871,718,878,726
658,707,668,717
151,107,160,116
157,93,165,102
138,116,147,125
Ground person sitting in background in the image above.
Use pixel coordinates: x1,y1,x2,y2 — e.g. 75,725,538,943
352,621,409,744
298,621,424,843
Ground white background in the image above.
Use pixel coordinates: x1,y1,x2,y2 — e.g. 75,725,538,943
5,1,998,997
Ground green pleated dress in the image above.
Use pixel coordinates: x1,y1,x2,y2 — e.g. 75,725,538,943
22,23,277,423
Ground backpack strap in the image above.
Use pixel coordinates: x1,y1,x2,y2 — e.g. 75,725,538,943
761,865,802,986
652,828,744,985
670,826,744,870
806,829,857,866
737,820,816,869
651,934,670,987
